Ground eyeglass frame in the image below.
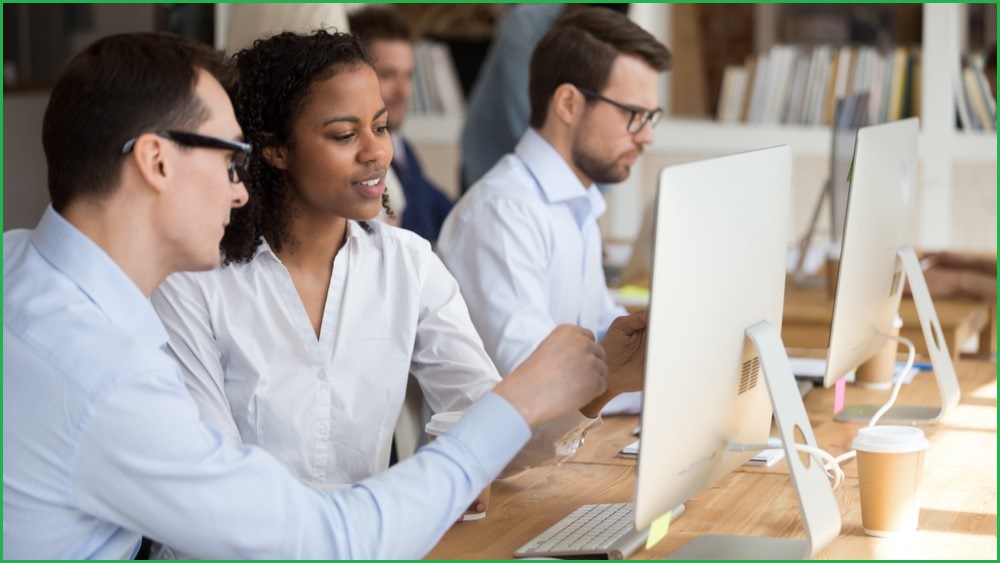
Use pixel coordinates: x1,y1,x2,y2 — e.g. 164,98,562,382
121,130,252,184
575,86,663,134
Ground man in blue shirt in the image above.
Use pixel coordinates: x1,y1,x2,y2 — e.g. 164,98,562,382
439,9,670,407
2,32,612,559
349,5,455,244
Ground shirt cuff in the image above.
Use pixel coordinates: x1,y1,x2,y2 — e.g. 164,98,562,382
447,391,532,478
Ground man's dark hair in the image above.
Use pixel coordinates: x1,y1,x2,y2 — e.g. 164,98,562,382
347,5,414,46
528,8,671,128
42,32,231,212
222,29,389,265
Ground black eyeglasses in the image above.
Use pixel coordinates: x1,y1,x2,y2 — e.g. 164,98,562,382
576,87,663,134
121,130,252,184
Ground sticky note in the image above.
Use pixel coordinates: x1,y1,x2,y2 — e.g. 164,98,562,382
833,375,847,415
618,284,650,300
645,510,672,550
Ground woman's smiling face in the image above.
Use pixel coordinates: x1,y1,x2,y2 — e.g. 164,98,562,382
272,64,393,222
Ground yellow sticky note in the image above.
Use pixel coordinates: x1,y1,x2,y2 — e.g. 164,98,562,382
645,510,672,550
617,284,650,300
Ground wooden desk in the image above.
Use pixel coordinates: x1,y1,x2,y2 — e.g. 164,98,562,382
427,360,997,559
781,279,995,361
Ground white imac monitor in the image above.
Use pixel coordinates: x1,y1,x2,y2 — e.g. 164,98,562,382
821,118,959,423
635,146,840,559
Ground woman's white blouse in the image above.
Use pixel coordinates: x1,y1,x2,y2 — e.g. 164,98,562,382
152,221,591,490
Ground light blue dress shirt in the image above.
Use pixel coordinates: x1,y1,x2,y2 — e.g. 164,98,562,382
3,206,530,559
438,129,627,377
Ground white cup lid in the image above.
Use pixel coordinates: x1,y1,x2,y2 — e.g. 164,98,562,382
425,411,464,436
852,425,929,454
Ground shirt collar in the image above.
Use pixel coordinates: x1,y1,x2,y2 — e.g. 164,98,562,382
514,128,607,224
31,206,168,349
250,220,369,261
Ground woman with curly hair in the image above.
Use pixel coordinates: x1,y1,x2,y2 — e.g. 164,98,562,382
151,29,644,509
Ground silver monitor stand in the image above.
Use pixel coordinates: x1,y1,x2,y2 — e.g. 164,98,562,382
834,245,960,424
667,321,842,559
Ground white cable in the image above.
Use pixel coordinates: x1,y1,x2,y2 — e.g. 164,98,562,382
807,331,918,478
833,449,856,465
737,334,918,491
867,332,917,427
738,441,848,490
793,444,846,490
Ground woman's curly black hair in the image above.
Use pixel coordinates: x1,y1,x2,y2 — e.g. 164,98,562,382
221,29,393,265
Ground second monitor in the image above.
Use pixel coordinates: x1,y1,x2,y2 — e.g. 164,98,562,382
820,117,959,423
636,145,840,559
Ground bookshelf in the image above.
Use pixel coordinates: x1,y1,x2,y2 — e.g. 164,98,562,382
405,3,995,253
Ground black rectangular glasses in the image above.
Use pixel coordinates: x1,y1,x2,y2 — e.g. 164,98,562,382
121,130,252,184
576,87,663,134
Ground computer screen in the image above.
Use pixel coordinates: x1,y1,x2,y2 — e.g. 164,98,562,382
635,146,840,558
822,118,916,388
821,117,959,423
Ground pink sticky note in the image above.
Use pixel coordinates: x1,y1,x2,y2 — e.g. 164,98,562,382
833,376,847,415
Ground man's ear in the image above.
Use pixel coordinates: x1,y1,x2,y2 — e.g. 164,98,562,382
130,134,171,193
551,83,584,126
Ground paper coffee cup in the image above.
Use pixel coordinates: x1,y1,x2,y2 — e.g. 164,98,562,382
855,316,904,390
852,426,929,536
425,411,491,521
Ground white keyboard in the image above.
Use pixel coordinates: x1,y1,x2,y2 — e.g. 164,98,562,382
513,503,647,560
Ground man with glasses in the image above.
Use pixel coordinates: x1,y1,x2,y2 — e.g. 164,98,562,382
3,32,611,559
438,8,671,417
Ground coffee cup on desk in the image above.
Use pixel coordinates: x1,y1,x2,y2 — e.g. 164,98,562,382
854,316,904,389
425,411,491,521
852,425,929,536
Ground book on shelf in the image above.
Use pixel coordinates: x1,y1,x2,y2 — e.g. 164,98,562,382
963,67,990,132
970,64,997,126
739,55,757,123
782,51,810,124
886,47,909,122
952,55,977,133
745,52,770,123
406,39,465,117
955,54,997,132
715,66,733,122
